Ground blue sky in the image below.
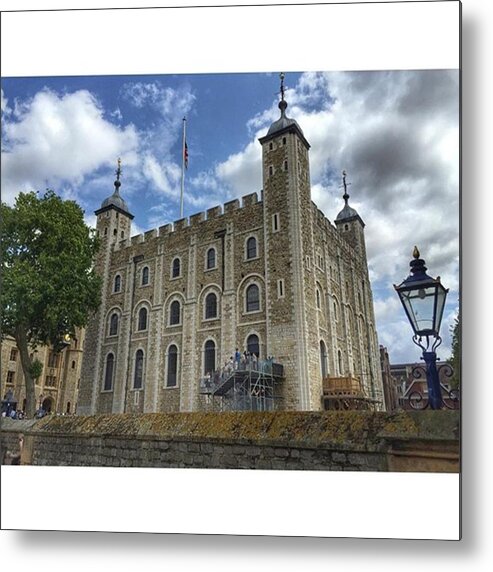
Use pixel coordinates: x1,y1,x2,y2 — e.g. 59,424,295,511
1,70,459,364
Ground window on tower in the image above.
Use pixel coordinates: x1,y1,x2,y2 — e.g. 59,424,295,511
205,292,218,320
272,213,280,232
137,307,148,331
206,248,216,270
204,340,216,376
169,300,181,326
103,353,115,391
246,236,257,259
166,345,178,388
277,279,285,298
246,284,260,313
142,266,149,286
134,350,144,389
172,257,181,278
109,313,119,336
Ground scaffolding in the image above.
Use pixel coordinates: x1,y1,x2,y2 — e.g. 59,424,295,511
199,359,284,412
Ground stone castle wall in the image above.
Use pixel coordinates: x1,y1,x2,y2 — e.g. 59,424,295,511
78,120,384,415
1,411,460,473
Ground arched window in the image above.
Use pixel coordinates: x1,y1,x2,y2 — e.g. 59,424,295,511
137,307,147,331
104,353,115,391
109,313,119,336
142,266,149,286
170,300,181,325
246,284,260,312
247,334,260,357
166,345,178,387
320,341,328,378
205,292,217,319
338,350,343,376
316,289,321,309
114,275,121,293
333,299,338,321
204,340,216,375
172,257,181,278
206,248,216,269
246,237,257,259
134,349,144,389
66,402,71,414
71,360,76,369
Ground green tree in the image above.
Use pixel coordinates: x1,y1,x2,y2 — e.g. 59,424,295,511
449,309,460,389
1,191,101,416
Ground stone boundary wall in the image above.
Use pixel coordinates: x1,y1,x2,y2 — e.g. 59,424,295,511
0,411,460,472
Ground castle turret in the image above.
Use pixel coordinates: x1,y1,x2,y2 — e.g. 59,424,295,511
334,170,367,259
94,158,134,250
259,73,320,410
78,160,134,415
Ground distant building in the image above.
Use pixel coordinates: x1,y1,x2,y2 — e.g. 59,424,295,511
0,330,84,415
379,346,400,412
78,77,385,414
390,360,457,410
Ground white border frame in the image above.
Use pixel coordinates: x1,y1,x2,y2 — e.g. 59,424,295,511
0,1,460,540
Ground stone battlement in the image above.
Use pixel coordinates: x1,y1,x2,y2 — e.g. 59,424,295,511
114,192,261,252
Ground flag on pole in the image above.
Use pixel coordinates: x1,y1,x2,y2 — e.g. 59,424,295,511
184,141,189,169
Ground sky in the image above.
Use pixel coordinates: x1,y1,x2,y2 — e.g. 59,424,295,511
0,70,459,364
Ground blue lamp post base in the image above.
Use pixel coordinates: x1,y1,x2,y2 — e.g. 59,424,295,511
422,351,443,410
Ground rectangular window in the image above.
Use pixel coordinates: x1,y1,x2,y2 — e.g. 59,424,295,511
6,371,15,385
277,279,285,298
272,213,280,232
9,348,18,361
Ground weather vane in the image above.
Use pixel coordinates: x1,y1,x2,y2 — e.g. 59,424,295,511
116,158,122,181
279,72,286,101
341,170,351,205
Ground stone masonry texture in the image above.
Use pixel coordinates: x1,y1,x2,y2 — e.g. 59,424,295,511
1,411,459,473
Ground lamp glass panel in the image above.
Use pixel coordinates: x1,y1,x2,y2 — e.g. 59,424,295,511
434,285,447,333
401,286,436,334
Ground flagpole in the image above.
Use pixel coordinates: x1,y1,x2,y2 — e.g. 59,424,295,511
180,116,186,219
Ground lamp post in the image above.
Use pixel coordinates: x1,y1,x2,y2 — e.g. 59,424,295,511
394,247,449,410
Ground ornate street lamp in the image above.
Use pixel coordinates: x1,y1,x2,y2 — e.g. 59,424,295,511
394,247,449,409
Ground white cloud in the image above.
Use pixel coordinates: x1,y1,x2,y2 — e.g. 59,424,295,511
214,138,262,198
1,89,11,116
1,89,139,205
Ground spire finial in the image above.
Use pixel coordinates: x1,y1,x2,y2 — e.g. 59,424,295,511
278,72,288,115
342,169,351,206
413,246,420,259
114,158,122,192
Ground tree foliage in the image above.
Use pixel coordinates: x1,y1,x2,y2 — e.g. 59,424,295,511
1,190,101,415
449,308,460,389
